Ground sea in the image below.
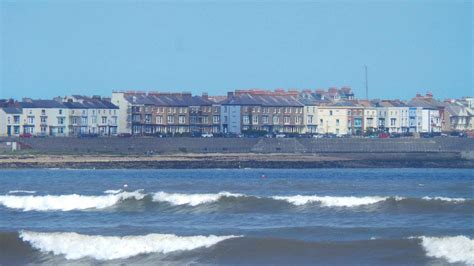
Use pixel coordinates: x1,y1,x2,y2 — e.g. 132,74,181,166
0,168,473,265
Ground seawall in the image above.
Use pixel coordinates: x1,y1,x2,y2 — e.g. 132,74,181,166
0,137,472,168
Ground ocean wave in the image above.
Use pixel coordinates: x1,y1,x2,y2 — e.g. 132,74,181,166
7,190,36,194
422,196,466,202
104,189,123,194
414,235,474,265
0,190,471,211
152,191,244,206
19,231,240,260
271,195,390,207
0,190,145,211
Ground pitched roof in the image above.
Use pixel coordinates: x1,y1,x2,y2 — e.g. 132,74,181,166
1,107,22,114
124,94,214,107
19,100,65,108
222,94,303,107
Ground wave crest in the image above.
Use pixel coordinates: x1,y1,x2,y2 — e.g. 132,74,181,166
0,190,145,211
19,231,240,260
152,191,243,206
272,195,389,207
416,236,474,265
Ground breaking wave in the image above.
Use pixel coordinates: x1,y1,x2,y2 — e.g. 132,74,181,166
422,196,466,202
272,195,391,207
152,191,243,206
0,191,470,212
415,235,474,265
19,231,240,260
0,190,145,211
7,190,36,194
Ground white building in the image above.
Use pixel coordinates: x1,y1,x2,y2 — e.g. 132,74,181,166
63,96,119,136
111,92,134,134
0,107,23,136
20,100,69,136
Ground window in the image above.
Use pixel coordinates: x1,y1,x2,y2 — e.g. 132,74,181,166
202,116,208,124
295,116,301,124
41,126,47,133
243,116,249,125
179,115,186,124
58,117,64,125
224,116,228,123
14,116,20,124
262,116,269,124
252,115,258,124
156,116,163,124
145,114,152,123
307,115,313,124
167,115,174,124
320,119,323,125
390,118,396,126
213,115,220,124
336,119,340,127
82,117,88,125
273,116,279,124
92,116,97,124
59,109,63,115
27,116,34,124
330,110,333,116
284,116,290,124
102,116,107,124
41,109,46,115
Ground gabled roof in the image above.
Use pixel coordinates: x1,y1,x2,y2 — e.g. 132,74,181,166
1,107,22,114
124,94,216,107
407,99,439,109
19,100,65,108
222,94,303,107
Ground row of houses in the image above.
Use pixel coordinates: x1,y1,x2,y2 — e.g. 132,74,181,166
1,88,473,137
0,96,118,137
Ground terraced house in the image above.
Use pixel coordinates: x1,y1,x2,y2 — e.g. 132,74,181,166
19,99,69,136
62,95,119,136
0,102,23,136
111,91,218,135
220,90,304,134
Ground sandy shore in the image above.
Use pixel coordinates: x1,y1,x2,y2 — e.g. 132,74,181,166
0,152,472,168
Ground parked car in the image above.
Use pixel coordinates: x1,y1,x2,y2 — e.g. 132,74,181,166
275,134,286,138
201,133,213,138
118,133,132,138
378,133,390,139
19,133,32,138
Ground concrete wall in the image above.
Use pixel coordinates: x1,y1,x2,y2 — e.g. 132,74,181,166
2,136,472,155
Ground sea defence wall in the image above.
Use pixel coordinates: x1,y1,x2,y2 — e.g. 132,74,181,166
1,137,472,155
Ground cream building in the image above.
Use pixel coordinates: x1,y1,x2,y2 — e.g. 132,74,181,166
0,107,23,136
316,106,349,135
20,100,69,136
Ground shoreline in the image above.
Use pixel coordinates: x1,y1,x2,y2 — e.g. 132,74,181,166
1,153,473,169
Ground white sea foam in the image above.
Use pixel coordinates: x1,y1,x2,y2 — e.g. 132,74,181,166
104,189,123,194
0,190,145,211
19,231,240,260
415,236,474,265
272,195,389,207
152,191,243,206
422,196,467,202
8,190,36,194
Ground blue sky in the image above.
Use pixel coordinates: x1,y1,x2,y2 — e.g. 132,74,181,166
0,0,472,100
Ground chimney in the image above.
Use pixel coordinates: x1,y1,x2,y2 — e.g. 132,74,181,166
227,91,234,98
202,92,209,100
22,98,33,103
